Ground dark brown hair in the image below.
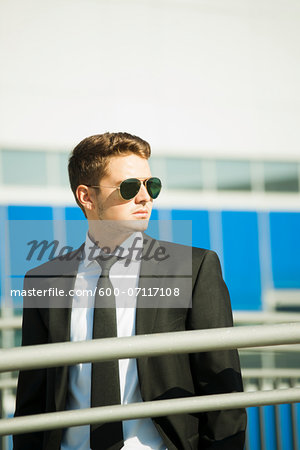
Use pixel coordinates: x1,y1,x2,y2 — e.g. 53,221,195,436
68,132,151,211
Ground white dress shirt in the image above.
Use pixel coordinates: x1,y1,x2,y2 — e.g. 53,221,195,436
61,232,166,450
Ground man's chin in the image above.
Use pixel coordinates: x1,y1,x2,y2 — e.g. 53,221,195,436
89,218,150,234
123,218,149,232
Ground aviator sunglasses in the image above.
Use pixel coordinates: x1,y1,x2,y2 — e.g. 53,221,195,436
86,177,162,201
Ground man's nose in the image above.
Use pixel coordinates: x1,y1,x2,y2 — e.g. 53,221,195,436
135,181,151,202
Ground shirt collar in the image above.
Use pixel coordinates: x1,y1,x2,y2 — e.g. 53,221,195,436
83,231,143,268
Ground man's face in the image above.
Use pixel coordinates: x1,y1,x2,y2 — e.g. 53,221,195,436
92,154,153,229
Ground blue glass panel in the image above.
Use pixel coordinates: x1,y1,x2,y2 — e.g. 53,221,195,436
147,208,159,240
296,403,300,450
8,223,54,272
279,404,294,450
65,207,85,220
7,206,54,280
8,205,53,220
263,405,277,450
171,209,210,249
0,206,5,301
222,211,261,310
247,407,261,450
270,212,300,288
6,207,54,308
150,208,158,220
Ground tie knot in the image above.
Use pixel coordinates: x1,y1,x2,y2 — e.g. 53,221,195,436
96,253,122,276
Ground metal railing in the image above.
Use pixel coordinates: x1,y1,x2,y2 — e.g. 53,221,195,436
0,318,22,331
1,313,300,394
1,388,300,437
1,316,300,449
1,322,300,373
242,373,300,450
0,323,299,437
233,311,300,324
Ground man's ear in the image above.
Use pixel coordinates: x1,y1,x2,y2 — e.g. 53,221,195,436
76,185,95,212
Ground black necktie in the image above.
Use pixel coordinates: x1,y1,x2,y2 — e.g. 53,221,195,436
90,254,124,450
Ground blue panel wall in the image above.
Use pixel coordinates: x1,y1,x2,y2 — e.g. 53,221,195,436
296,404,300,449
263,406,277,449
171,209,210,248
147,208,160,239
3,206,300,312
222,211,261,310
0,206,5,301
269,212,300,289
247,407,261,450
65,206,85,220
7,206,54,307
279,404,294,450
8,205,53,220
8,206,54,272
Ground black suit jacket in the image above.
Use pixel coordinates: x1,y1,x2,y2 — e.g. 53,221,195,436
14,234,247,449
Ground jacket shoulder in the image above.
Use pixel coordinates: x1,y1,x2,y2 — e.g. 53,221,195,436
143,233,219,277
148,235,212,264
25,244,84,278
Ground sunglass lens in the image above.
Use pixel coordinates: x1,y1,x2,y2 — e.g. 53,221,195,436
120,178,141,200
147,177,162,199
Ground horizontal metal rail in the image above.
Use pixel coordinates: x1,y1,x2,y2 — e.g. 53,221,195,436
240,344,300,352
0,323,300,373
233,311,300,323
242,369,300,379
0,316,22,330
2,388,300,436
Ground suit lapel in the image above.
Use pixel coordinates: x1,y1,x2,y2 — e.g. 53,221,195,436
48,247,83,342
135,233,162,335
136,234,166,392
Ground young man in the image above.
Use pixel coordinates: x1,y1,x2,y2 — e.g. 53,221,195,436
14,132,246,449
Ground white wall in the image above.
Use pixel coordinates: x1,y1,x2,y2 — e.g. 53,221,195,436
0,0,299,159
